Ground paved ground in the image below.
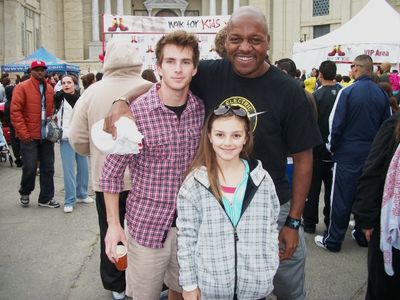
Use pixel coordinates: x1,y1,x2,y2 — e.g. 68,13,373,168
0,145,368,300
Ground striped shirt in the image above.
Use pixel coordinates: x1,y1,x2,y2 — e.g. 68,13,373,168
100,83,204,248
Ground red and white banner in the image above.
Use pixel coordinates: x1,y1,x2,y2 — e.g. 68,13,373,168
102,14,230,71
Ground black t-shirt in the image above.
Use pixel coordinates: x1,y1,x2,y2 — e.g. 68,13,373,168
313,84,342,161
165,102,187,120
190,59,322,204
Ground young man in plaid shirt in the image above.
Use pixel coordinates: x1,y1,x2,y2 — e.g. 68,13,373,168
100,31,204,300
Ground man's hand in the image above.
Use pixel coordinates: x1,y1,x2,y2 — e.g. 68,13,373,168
362,228,374,242
103,101,133,140
278,226,299,261
104,223,127,264
183,288,201,300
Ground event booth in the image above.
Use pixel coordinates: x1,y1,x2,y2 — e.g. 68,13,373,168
1,47,80,74
292,0,400,75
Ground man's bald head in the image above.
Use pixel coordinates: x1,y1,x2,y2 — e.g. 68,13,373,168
227,6,268,34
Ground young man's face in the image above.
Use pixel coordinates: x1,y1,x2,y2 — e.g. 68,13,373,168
225,14,270,78
157,44,197,93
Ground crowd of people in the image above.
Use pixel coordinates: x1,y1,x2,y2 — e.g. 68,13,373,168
1,5,399,300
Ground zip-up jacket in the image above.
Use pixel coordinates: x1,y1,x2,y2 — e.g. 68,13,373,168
11,77,54,140
177,160,280,299
327,75,391,163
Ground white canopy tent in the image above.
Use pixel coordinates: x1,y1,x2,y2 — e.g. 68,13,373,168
292,0,400,75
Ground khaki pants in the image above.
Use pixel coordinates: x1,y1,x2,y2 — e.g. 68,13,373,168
125,226,181,300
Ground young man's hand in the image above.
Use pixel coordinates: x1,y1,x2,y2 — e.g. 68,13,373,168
103,101,133,140
183,288,201,300
104,223,127,263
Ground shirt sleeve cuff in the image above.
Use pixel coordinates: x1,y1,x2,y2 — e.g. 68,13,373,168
183,284,198,292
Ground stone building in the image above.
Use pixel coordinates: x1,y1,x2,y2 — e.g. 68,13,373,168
1,0,399,75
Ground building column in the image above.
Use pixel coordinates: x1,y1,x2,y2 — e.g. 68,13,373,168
92,0,99,41
117,0,124,15
221,0,228,15
209,0,216,15
104,0,111,14
233,0,240,12
89,0,102,59
64,0,84,60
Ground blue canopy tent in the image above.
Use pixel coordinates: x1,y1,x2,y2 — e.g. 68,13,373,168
1,47,80,74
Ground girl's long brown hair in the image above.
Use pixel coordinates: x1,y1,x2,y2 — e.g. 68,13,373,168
186,111,254,201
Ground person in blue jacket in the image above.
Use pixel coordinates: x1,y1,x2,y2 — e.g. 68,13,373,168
315,54,391,252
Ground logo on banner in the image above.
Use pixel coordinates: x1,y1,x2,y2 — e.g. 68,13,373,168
327,45,345,57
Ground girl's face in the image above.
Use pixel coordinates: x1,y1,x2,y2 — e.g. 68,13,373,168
61,76,75,94
208,116,248,164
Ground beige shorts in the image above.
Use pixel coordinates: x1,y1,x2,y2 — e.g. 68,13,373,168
124,226,181,300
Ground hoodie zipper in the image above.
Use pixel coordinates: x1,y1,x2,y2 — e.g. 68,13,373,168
233,226,239,300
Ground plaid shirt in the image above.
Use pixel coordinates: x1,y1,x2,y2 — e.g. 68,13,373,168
100,84,204,248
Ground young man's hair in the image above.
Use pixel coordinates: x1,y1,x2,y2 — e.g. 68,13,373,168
187,110,254,201
155,30,200,66
318,60,337,81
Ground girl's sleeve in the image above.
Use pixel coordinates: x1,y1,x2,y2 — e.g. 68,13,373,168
176,177,201,289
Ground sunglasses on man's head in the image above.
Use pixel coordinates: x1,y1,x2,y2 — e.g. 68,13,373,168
213,105,248,117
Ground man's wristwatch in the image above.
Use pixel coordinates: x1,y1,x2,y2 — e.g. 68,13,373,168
284,216,302,230
112,97,130,106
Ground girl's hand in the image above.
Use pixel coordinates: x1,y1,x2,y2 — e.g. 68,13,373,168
183,288,201,300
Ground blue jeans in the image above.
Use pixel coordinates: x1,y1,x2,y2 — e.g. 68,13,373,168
19,139,55,204
60,139,89,206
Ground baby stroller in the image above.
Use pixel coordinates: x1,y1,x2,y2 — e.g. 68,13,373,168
0,124,13,167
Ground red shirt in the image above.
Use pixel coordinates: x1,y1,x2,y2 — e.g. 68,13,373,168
100,84,204,248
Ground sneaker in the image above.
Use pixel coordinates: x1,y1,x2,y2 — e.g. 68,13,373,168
315,235,341,252
20,195,29,207
111,291,125,300
76,196,94,204
314,235,327,249
38,199,60,208
351,229,368,247
63,205,74,213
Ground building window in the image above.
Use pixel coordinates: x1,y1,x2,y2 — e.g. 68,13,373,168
21,22,25,55
313,24,330,38
35,28,41,49
313,0,329,16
